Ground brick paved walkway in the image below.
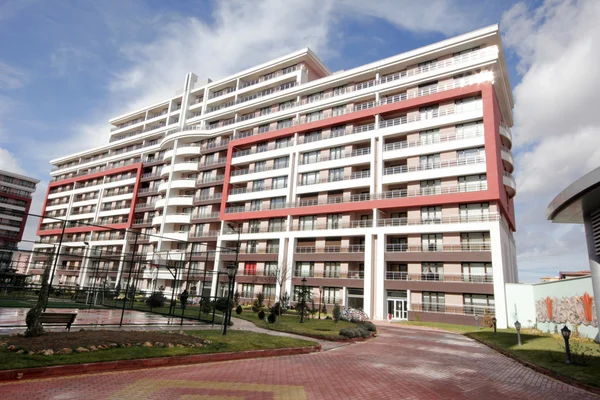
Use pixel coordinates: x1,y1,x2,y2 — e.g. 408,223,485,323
1,325,598,399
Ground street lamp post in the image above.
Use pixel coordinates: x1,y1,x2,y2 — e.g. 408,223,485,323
515,320,522,346
299,277,307,324
89,247,103,310
222,262,238,336
561,325,572,364
492,317,497,336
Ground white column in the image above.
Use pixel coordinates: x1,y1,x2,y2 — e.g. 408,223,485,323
284,235,295,298
363,233,373,318
490,222,508,329
210,239,223,297
374,231,386,320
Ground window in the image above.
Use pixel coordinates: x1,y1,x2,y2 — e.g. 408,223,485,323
418,59,438,72
421,206,442,224
270,197,286,209
324,262,340,278
252,179,265,191
458,174,487,191
273,156,288,169
302,151,319,164
420,179,441,195
329,147,343,160
277,118,293,129
266,239,279,254
306,110,323,122
263,284,276,299
256,142,268,153
332,105,346,117
419,129,440,145
462,263,492,283
249,220,260,233
254,160,267,172
250,199,262,211
453,46,480,59
460,232,490,251
272,176,287,189
299,216,317,230
264,262,278,277
328,168,344,182
421,263,443,281
464,294,494,315
386,263,407,280
295,262,314,277
275,137,291,150
268,218,285,232
456,121,483,138
279,100,294,111
455,96,482,113
388,237,407,252
333,85,346,96
421,234,442,251
457,147,485,162
331,125,346,137
301,171,318,185
459,203,489,221
422,292,445,312
246,241,258,253
243,263,257,276
323,287,339,304
258,124,270,133
260,106,271,116
282,64,297,74
304,130,322,143
419,106,439,120
241,283,254,298
419,154,440,169
327,214,341,229
306,92,323,103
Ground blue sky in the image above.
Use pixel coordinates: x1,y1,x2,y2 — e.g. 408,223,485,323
1,0,597,282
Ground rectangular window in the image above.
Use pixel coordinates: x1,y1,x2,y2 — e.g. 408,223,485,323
260,106,271,116
266,239,279,254
323,287,339,304
301,171,319,185
268,218,285,232
264,262,278,277
324,262,340,278
304,130,322,143
258,124,270,133
263,284,276,299
421,234,442,251
457,147,485,162
329,147,343,160
459,203,489,221
252,179,265,191
421,263,443,281
419,106,439,120
256,142,268,153
249,220,260,233
456,121,483,138
241,283,254,298
254,160,267,172
246,241,258,253
462,263,492,283
458,174,487,191
333,85,346,96
328,168,344,182
463,294,494,315
244,262,257,276
250,199,262,211
306,92,324,103
460,232,490,251
332,105,346,117
327,214,341,229
272,176,287,189
420,179,441,195
421,206,442,224
275,137,291,149
419,154,440,169
273,156,289,169
419,129,440,145
295,262,314,277
306,110,323,122
302,151,319,164
422,292,445,312
331,125,346,137
279,100,294,111
277,118,293,129
299,216,317,230
455,96,482,113
270,197,286,209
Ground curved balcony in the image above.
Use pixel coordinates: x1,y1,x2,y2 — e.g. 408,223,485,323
501,146,514,173
164,178,196,191
166,195,194,207
160,165,172,177
175,144,201,157
164,213,192,224
173,162,199,173
160,231,190,242
499,123,512,148
503,171,517,198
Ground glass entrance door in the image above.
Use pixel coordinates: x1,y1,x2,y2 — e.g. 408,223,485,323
387,299,408,320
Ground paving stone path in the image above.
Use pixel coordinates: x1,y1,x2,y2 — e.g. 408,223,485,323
1,323,598,399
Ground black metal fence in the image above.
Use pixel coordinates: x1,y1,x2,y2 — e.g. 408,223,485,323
0,212,240,327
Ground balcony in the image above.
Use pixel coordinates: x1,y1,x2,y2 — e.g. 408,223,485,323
164,213,192,224
191,212,220,221
383,127,484,158
135,202,157,211
299,148,371,166
503,171,517,198
292,219,372,231
501,146,514,173
377,213,499,228
295,245,364,253
298,170,370,189
385,272,492,283
383,156,486,184
385,243,491,252
499,123,512,147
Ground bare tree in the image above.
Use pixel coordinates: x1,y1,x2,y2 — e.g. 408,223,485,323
268,261,293,326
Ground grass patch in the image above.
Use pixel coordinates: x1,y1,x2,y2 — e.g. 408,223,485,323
468,331,600,388
394,321,493,334
0,330,316,370
235,311,356,339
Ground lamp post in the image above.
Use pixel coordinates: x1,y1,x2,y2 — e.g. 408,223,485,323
222,262,238,336
89,247,103,310
514,320,522,346
299,277,307,324
561,325,572,364
492,317,497,336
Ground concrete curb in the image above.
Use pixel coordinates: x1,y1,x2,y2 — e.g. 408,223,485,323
466,334,600,397
0,345,322,382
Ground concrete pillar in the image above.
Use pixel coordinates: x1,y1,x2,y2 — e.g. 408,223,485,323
363,233,373,317
374,232,386,319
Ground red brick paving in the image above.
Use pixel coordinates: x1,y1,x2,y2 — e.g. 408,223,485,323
1,325,598,400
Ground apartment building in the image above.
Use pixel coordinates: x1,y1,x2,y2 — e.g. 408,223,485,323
0,170,39,271
31,24,517,327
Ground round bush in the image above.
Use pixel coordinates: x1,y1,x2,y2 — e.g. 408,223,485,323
258,310,265,320
267,313,276,324
359,321,377,332
339,327,370,339
236,305,243,315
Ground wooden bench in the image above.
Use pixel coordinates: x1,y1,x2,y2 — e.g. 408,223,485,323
39,312,78,331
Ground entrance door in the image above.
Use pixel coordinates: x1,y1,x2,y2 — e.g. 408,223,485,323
387,299,408,320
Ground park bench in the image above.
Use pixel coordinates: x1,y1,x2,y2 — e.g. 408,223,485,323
38,312,78,331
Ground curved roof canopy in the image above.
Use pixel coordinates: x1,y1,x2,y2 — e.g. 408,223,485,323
547,166,600,223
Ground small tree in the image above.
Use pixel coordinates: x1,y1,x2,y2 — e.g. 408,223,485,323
332,303,341,325
25,256,53,337
146,292,166,310
256,292,265,308
269,262,292,326
233,290,241,307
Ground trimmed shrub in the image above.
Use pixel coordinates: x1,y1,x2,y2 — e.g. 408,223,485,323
332,303,341,324
146,292,166,309
339,308,369,323
267,313,276,324
236,305,243,315
214,297,234,313
258,310,265,320
321,304,327,314
359,321,377,332
270,301,287,316
339,327,370,339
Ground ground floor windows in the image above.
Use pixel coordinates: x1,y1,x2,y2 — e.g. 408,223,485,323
346,288,363,309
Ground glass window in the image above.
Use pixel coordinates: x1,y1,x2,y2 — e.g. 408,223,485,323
421,206,442,223
299,216,316,230
328,168,344,182
419,129,440,145
250,199,262,211
327,214,341,229
254,160,267,172
462,263,492,283
266,239,279,254
421,263,443,281
270,197,286,209
273,156,289,169
268,218,285,232
324,262,340,278
421,234,442,251
301,172,319,185
272,176,287,189
464,294,494,315
422,292,445,312
302,151,320,164
295,262,314,277
329,147,343,160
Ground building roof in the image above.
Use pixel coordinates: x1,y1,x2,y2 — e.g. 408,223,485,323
547,166,600,223
0,169,40,184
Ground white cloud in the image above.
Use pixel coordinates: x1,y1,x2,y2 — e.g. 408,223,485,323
0,61,28,89
0,147,26,175
50,46,104,77
501,0,600,279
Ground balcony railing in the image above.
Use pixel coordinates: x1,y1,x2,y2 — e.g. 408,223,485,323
194,194,222,202
299,171,370,186
385,243,491,252
385,272,493,283
378,213,499,227
383,126,484,152
231,163,289,177
383,156,486,176
294,245,365,253
299,148,370,165
230,184,288,195
292,220,372,231
410,302,495,316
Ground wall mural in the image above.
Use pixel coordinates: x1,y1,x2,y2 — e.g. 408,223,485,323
535,292,598,327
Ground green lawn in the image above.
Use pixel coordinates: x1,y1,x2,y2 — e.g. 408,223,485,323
0,330,316,370
234,311,357,339
394,321,493,334
468,331,600,388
